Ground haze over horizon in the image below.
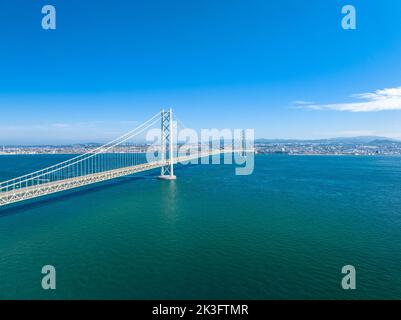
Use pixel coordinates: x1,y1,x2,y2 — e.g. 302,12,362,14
1,0,401,144
2,135,400,147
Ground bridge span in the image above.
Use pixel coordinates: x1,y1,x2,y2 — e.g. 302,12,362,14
0,109,250,207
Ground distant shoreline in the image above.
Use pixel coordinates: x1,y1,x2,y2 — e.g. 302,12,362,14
261,153,401,157
1,153,401,157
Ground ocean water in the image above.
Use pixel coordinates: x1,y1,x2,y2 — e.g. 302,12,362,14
1,154,401,299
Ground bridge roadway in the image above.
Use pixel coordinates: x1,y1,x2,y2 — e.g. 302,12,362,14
0,149,241,206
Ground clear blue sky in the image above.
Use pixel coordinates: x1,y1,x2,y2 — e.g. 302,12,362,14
1,0,401,144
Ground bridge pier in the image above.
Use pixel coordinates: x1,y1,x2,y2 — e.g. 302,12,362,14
158,108,176,181
158,174,176,181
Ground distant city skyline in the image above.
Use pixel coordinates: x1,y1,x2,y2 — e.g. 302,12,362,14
1,134,400,148
2,0,401,144
3,135,401,157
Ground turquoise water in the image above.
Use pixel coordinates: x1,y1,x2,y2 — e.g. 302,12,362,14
1,155,401,299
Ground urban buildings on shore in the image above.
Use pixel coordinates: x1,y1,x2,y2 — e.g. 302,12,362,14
2,138,401,156
254,142,400,156
0,144,148,155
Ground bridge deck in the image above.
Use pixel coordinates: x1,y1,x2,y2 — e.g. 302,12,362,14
0,149,241,206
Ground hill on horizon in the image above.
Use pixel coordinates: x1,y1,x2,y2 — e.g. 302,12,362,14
255,136,399,144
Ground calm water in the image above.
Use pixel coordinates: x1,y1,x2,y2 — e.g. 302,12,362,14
1,155,401,299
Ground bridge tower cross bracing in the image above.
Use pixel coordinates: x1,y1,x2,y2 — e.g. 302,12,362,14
158,108,176,180
241,129,246,157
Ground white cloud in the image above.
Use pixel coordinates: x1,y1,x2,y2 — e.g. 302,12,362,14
292,100,315,105
52,123,71,128
298,86,401,112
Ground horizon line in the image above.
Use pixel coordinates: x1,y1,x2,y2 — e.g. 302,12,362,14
1,135,400,147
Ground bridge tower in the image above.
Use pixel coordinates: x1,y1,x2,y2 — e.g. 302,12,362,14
241,129,246,157
158,108,176,180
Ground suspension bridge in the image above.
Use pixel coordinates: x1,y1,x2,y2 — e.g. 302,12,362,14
0,109,249,207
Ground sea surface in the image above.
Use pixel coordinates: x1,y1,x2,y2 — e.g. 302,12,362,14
1,154,401,299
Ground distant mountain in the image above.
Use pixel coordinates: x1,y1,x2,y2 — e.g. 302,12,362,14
329,136,397,144
255,136,399,145
367,139,398,146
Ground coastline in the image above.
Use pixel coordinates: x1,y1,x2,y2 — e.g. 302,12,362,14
2,153,401,157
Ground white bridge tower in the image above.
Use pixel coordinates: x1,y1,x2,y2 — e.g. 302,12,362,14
158,108,176,180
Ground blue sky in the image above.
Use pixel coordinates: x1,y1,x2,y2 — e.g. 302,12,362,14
1,0,401,144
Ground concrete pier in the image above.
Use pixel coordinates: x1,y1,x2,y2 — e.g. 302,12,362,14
158,175,177,180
